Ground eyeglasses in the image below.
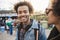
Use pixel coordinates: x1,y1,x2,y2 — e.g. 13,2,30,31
45,8,53,15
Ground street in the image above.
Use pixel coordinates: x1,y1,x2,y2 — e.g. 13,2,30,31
0,29,51,40
0,31,16,40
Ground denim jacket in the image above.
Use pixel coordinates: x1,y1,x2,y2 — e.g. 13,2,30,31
15,20,47,40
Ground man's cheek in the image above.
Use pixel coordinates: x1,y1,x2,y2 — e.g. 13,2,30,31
20,18,27,21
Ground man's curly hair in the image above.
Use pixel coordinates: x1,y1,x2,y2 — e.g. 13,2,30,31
14,1,33,13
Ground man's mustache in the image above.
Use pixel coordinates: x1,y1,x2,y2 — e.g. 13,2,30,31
18,16,29,18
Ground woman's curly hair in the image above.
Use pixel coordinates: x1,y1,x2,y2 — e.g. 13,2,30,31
52,0,60,16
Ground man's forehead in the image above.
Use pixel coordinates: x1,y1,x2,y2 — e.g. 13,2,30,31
18,6,29,10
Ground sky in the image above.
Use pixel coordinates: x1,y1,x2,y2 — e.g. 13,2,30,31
0,0,20,10
0,0,50,12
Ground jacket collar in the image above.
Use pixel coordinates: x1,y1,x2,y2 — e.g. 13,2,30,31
27,19,39,32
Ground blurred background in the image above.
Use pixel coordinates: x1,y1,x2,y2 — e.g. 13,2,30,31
0,0,53,40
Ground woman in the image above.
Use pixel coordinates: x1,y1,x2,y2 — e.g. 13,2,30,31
46,0,60,40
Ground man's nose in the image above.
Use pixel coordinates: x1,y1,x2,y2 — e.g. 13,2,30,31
18,12,25,16
21,13,29,16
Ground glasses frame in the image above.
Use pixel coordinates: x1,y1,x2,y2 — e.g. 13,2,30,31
45,8,53,15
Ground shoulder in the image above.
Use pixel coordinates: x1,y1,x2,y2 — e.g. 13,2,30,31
47,27,60,40
32,19,45,32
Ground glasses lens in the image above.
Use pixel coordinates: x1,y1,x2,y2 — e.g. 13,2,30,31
45,8,53,15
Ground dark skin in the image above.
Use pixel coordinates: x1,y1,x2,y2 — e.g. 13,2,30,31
17,5,32,26
47,0,60,32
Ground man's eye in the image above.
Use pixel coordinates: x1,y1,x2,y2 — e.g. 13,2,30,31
18,11,22,14
24,10,28,13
